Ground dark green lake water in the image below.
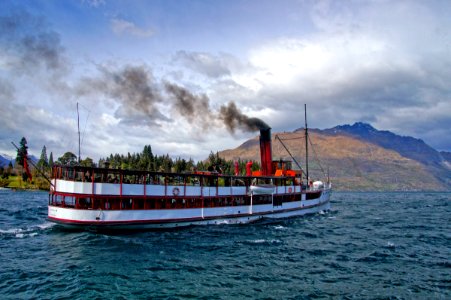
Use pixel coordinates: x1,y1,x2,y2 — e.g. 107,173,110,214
0,189,449,299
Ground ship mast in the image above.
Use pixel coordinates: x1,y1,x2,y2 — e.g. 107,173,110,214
77,102,81,163
304,104,309,184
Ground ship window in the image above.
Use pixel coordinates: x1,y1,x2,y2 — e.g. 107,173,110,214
120,199,133,209
306,191,322,200
188,176,200,186
176,176,185,185
164,175,174,186
154,174,162,184
253,195,272,205
223,177,231,187
92,199,100,209
273,195,283,206
147,199,155,209
134,199,144,209
232,179,240,186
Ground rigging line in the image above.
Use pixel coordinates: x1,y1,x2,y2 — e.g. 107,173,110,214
276,134,306,142
276,136,305,141
277,132,305,136
77,102,89,110
307,167,326,171
309,139,326,178
80,110,91,150
307,135,327,178
76,102,91,156
274,135,306,176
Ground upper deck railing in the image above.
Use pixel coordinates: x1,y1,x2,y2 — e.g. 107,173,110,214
51,166,306,197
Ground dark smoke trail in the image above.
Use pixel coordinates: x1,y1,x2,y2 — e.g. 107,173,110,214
108,66,160,116
0,9,65,72
165,82,269,133
164,82,213,124
78,64,269,132
219,102,270,133
78,65,168,125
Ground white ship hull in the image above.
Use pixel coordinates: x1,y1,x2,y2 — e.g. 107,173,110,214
48,188,331,230
48,106,331,231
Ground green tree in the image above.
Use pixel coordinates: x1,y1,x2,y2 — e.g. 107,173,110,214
16,137,28,167
49,152,54,169
139,145,154,170
37,145,49,171
174,157,187,173
15,137,32,181
205,151,230,173
160,154,173,172
186,158,195,172
57,152,77,165
196,160,206,171
80,157,94,167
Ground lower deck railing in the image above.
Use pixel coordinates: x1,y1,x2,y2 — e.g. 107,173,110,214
49,190,323,211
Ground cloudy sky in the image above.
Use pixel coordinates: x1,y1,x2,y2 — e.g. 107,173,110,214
1,0,450,162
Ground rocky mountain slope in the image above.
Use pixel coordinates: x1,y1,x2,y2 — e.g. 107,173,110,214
219,123,450,191
0,154,13,167
441,151,451,164
0,154,38,168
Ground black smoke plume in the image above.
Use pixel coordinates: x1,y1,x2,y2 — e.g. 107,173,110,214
164,82,213,126
165,82,269,133
107,66,161,117
79,65,268,132
78,65,168,125
219,102,270,133
0,9,65,72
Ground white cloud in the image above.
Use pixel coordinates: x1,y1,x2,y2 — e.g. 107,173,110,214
173,51,236,78
110,18,154,38
2,0,451,162
211,1,451,150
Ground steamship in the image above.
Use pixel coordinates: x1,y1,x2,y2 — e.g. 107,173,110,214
48,125,331,230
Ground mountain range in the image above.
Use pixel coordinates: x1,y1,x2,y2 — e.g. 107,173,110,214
1,123,449,191
0,154,14,167
0,154,38,168
219,122,451,191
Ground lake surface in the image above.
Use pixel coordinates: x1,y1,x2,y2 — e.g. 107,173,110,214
0,189,449,299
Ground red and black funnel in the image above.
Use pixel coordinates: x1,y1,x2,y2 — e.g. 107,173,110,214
259,127,272,176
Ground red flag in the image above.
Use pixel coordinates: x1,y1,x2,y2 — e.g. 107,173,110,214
24,155,32,182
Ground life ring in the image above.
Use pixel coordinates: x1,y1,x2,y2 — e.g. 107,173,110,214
172,187,180,196
288,187,293,193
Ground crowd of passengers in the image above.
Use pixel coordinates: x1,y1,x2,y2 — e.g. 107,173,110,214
58,169,300,187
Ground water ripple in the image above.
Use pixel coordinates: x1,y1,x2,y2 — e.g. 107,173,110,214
0,191,450,299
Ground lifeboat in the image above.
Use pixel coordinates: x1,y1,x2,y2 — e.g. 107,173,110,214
249,184,276,195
